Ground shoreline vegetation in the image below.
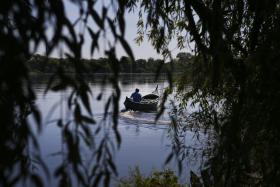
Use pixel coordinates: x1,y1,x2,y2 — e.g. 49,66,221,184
27,53,194,74
117,168,186,187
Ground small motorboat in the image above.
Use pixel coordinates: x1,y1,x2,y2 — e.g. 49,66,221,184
124,93,159,112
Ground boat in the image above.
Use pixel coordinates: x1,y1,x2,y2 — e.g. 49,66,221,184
124,93,159,111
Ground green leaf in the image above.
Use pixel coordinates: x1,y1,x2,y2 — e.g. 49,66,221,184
165,152,174,165
107,158,118,176
80,90,92,115
81,115,96,124
118,35,135,62
31,174,43,187
90,9,103,28
92,172,103,187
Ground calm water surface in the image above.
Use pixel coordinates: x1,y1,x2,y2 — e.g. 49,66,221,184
31,74,203,186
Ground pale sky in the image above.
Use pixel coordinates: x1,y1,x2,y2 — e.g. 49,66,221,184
37,1,190,60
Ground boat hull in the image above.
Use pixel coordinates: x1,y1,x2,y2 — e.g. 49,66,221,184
124,95,158,111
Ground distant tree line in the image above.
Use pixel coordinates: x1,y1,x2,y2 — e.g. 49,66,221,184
27,53,194,74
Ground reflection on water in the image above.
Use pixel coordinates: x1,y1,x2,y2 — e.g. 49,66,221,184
31,74,202,186
120,111,170,126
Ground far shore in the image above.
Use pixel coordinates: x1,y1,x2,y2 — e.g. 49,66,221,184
29,72,180,76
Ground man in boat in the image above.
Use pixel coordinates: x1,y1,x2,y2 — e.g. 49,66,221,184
130,88,142,102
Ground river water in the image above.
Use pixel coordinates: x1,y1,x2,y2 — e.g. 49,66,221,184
30,74,203,186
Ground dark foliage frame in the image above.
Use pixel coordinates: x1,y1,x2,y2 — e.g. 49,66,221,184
2,0,280,186
0,1,139,186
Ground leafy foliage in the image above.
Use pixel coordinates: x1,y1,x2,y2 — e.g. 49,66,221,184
0,1,135,186
118,167,184,187
126,0,280,186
